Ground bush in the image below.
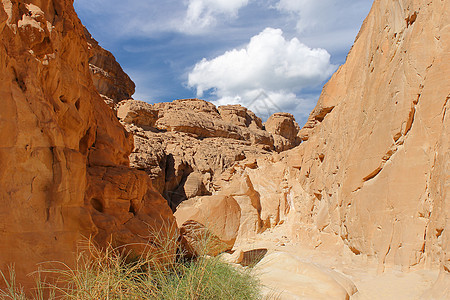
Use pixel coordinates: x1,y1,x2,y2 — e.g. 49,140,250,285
0,239,261,300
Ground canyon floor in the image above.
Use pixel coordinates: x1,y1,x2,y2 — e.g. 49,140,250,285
240,227,439,299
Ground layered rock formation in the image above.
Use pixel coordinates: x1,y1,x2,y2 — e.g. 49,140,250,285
117,99,301,209
0,0,174,287
85,28,135,105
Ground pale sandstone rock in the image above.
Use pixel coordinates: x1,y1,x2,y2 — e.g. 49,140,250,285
257,252,358,299
214,0,449,284
175,195,241,252
117,99,158,127
218,104,263,130
293,0,450,273
183,172,207,199
0,0,175,288
265,112,301,152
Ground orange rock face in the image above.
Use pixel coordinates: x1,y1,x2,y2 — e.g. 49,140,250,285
0,0,174,287
85,28,135,105
117,99,301,209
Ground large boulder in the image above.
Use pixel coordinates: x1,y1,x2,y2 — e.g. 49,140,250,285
265,112,301,152
218,104,263,130
175,195,241,253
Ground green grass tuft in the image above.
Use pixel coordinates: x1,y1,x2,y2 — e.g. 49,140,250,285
0,238,261,299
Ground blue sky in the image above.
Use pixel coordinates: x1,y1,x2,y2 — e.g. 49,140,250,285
74,0,373,125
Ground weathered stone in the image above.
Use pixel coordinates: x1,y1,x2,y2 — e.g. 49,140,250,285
175,195,241,250
265,112,301,152
0,0,175,288
85,28,135,103
218,104,263,129
179,220,229,257
118,98,302,208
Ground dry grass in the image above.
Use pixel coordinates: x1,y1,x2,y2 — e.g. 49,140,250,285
0,234,261,300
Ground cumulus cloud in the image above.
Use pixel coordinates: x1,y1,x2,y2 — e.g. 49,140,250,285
180,0,249,34
188,28,336,121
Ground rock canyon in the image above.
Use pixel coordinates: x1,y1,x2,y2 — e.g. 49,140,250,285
0,0,449,299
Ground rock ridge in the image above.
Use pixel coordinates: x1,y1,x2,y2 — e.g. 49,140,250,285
116,98,302,209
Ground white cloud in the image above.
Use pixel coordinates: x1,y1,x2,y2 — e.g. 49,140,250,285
277,0,372,35
75,0,250,37
180,0,249,34
188,28,336,120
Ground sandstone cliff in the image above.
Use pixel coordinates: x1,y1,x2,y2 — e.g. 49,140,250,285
295,0,449,272
175,0,449,283
0,0,174,287
84,28,135,105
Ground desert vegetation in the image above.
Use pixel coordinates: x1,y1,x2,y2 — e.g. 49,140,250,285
0,238,261,300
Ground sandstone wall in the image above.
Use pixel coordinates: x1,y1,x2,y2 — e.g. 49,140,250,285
84,28,135,104
0,0,174,287
203,0,449,275
296,0,449,270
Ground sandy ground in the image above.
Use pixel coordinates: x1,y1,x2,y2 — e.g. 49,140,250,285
234,227,440,300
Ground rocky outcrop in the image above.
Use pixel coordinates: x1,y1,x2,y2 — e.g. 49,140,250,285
217,104,263,129
84,28,135,105
117,99,301,209
209,0,449,278
0,0,174,288
265,112,301,152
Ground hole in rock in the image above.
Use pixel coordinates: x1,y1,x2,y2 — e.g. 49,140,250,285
406,12,418,27
91,198,104,213
129,202,137,216
13,72,26,92
318,154,325,163
75,99,81,111
349,246,361,255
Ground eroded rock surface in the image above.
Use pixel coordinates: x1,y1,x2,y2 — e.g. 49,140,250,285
85,28,135,105
117,99,301,209
207,0,449,283
265,112,301,152
0,0,174,287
